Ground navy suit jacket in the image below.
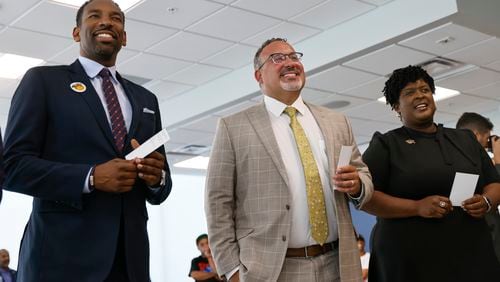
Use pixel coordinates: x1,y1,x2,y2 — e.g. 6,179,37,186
3,60,172,282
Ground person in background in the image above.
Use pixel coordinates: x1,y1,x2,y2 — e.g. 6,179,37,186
0,249,16,282
2,0,172,281
357,235,369,282
189,234,221,282
456,112,500,263
0,130,3,204
205,37,373,282
362,65,500,282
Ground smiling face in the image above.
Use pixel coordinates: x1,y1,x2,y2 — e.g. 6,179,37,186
394,79,436,130
254,41,305,105
73,0,126,67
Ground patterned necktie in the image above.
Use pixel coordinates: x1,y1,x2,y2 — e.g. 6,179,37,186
284,106,329,245
99,68,127,152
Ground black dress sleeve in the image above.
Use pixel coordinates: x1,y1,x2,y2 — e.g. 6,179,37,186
362,131,391,192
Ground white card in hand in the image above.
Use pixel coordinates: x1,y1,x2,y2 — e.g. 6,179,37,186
125,128,170,160
337,145,353,167
449,172,479,206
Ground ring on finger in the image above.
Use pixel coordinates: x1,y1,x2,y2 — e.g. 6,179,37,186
439,201,446,208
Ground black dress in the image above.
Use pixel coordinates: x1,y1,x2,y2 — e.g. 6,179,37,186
362,125,500,282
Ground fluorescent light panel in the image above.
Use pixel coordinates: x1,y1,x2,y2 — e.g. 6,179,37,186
174,156,210,170
0,53,44,79
377,86,460,103
50,0,143,11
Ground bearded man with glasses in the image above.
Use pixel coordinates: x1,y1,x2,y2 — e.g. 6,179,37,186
205,38,373,282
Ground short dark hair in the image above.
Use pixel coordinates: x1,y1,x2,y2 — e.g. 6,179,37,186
357,234,365,242
196,234,208,245
76,0,125,27
456,112,493,133
253,38,288,70
382,65,435,109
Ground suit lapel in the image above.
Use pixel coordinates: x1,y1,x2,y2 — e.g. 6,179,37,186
116,73,141,153
69,60,117,153
246,103,289,187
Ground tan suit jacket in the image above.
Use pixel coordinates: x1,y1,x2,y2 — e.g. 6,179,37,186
205,102,373,282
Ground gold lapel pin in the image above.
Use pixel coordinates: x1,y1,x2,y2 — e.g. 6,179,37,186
70,82,87,93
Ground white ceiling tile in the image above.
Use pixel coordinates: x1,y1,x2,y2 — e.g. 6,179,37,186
0,27,74,60
181,115,220,133
209,0,236,4
201,44,254,69
486,60,500,72
168,128,214,144
436,93,500,115
445,37,500,66
434,111,459,124
0,0,40,25
149,32,233,62
127,0,224,29
307,66,379,93
119,53,192,79
344,77,385,100
359,0,394,5
242,22,321,47
213,100,258,117
0,97,12,115
12,2,74,38
437,67,500,92
344,44,435,75
166,63,231,85
343,101,399,123
146,80,194,102
233,0,327,19
290,0,375,30
468,82,500,101
125,20,177,51
399,23,492,56
187,7,281,42
0,78,20,99
348,117,398,139
50,43,139,65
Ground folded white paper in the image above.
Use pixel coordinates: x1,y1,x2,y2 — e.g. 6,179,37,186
449,172,479,206
125,128,169,160
337,145,353,167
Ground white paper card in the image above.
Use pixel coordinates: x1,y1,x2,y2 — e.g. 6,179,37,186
337,145,353,167
125,128,169,160
449,172,479,206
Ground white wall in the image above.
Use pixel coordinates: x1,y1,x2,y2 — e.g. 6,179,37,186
0,172,208,282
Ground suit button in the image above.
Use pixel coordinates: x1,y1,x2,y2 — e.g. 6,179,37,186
285,204,290,210
282,235,286,241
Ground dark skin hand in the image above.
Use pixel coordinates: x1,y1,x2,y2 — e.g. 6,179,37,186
463,194,489,218
416,195,453,218
131,138,165,187
93,158,137,193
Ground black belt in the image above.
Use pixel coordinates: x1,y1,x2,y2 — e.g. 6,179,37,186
286,240,338,258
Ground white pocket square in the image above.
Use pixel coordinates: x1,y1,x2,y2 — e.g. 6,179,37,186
143,107,155,114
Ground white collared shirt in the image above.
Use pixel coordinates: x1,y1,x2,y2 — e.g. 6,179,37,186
78,56,132,131
264,95,338,247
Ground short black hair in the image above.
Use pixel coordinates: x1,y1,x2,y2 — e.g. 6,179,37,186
357,234,365,242
456,112,493,133
76,0,125,27
196,234,208,245
382,65,435,110
254,38,288,70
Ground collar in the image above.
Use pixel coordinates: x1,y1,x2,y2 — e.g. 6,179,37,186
264,95,307,118
78,56,118,82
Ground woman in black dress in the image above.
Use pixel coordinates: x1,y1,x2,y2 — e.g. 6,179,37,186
362,65,500,282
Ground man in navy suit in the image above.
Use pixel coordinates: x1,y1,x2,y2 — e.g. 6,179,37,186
3,0,172,281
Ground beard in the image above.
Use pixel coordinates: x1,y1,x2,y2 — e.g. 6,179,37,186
280,77,303,92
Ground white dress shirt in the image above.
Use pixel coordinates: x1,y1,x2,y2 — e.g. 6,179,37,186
264,95,338,247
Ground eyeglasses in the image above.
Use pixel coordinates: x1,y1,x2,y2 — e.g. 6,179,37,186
257,52,303,70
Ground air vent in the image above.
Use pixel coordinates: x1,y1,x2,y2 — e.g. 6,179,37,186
324,100,350,109
418,57,473,80
169,144,210,155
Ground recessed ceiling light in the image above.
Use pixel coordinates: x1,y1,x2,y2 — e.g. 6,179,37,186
50,0,143,12
174,156,209,170
0,53,44,79
167,7,179,14
377,86,460,103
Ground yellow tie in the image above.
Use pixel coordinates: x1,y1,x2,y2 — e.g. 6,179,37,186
284,106,329,245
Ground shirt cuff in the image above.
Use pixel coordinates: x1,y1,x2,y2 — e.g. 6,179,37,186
347,182,365,207
224,266,239,281
83,167,94,194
